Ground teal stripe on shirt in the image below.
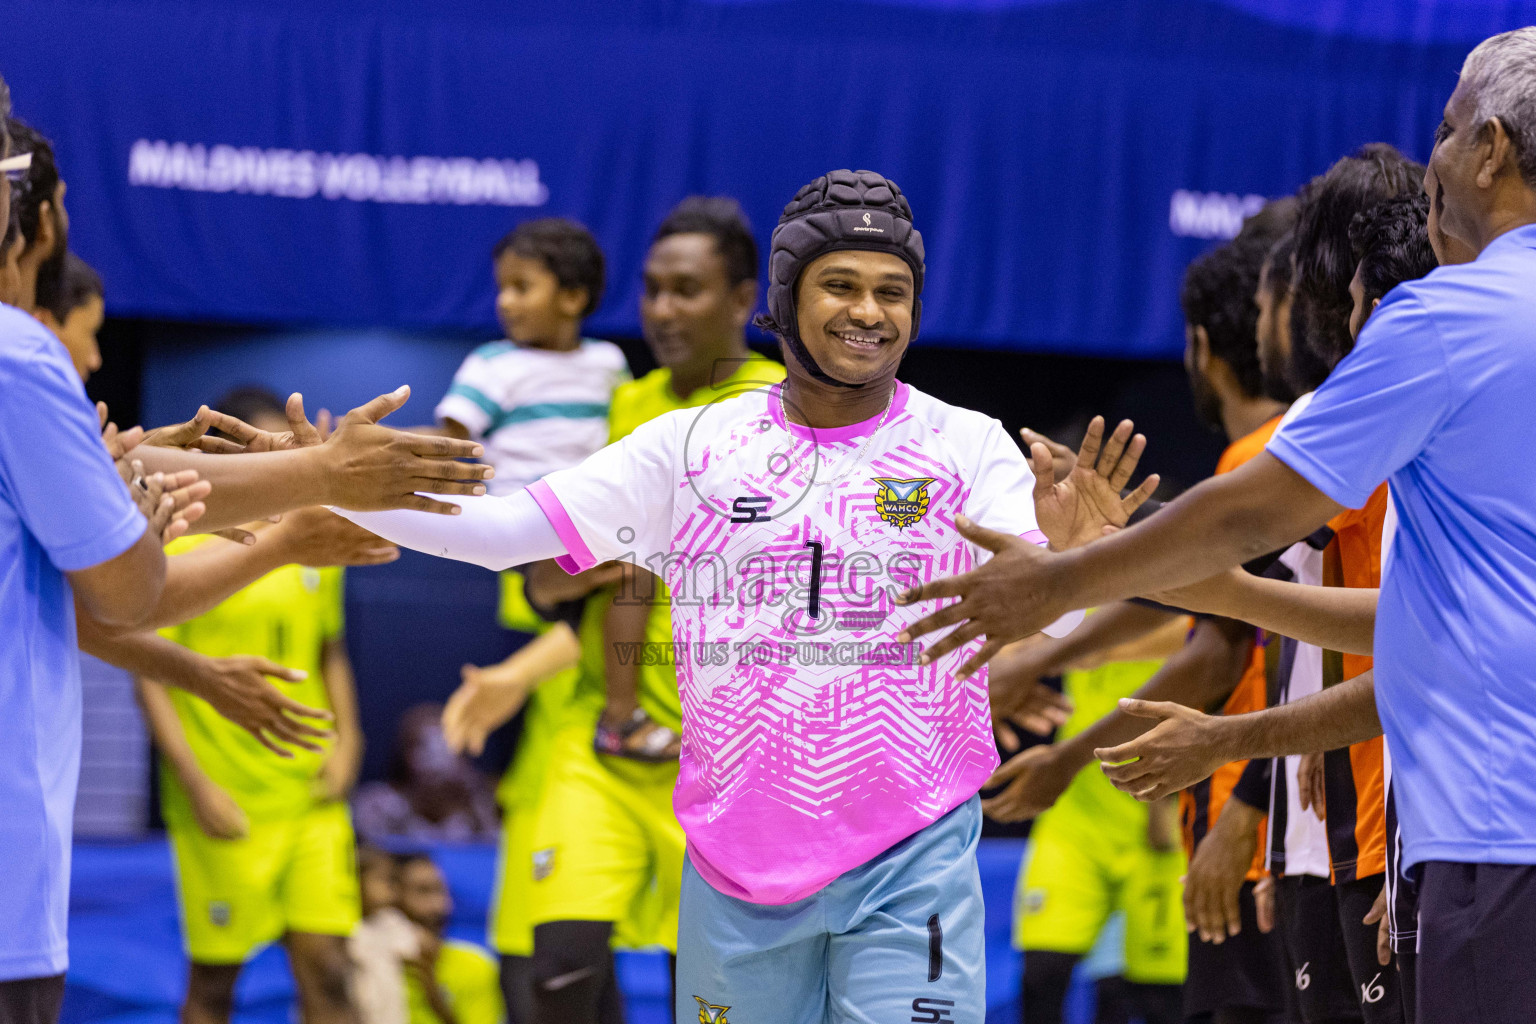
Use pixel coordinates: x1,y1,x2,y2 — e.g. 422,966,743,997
445,383,502,423
488,402,610,433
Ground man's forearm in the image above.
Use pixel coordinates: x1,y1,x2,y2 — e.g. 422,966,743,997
145,533,296,628
78,621,219,702
1212,575,1376,656
1056,620,1250,772
1048,453,1344,615
1212,671,1382,762
133,674,208,789
134,446,328,531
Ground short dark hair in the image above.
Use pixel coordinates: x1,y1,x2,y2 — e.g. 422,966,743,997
491,218,605,318
1179,198,1296,399
36,251,102,323
1292,144,1424,370
1181,241,1267,398
1261,231,1297,294
4,118,59,252
215,386,286,429
393,851,438,878
652,196,759,287
1349,194,1438,306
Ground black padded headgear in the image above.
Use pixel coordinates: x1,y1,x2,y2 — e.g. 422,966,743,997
762,169,925,388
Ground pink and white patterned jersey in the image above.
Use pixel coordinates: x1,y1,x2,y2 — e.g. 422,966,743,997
527,381,1046,904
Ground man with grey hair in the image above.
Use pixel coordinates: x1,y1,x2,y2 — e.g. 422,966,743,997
899,26,1536,1024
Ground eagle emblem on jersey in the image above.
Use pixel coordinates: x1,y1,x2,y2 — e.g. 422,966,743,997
873,477,935,529
693,996,731,1023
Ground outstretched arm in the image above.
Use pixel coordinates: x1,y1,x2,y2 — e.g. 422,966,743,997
982,616,1253,822
142,509,398,629
1095,670,1381,801
899,452,1343,675
1153,570,1377,656
134,387,491,531
332,488,566,571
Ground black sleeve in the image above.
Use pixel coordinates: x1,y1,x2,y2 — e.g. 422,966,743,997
1230,755,1273,812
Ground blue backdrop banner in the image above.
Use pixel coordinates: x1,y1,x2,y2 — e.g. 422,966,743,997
5,0,1531,356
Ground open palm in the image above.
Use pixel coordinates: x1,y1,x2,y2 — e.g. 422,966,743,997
1031,416,1160,551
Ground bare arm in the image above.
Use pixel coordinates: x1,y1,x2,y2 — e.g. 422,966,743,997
900,453,1344,673
79,622,334,756
316,636,364,801
987,601,1176,727
981,617,1253,822
133,676,250,839
602,563,653,724
1054,617,1253,771
443,624,582,757
66,527,166,630
141,509,397,629
134,674,207,793
1156,570,1377,656
1095,670,1381,801
135,387,490,531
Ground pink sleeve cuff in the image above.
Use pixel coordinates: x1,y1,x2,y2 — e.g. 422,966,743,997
1022,529,1048,547
527,479,598,575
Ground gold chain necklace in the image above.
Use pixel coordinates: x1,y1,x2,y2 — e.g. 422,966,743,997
777,382,896,487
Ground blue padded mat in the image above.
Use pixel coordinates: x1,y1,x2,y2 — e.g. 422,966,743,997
63,838,1096,1024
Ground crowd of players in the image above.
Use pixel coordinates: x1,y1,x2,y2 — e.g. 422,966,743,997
2,22,1535,1024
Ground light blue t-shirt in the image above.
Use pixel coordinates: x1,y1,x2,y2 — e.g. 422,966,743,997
1267,223,1536,869
0,305,146,980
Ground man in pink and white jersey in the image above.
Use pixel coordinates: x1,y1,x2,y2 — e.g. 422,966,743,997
337,169,1156,1023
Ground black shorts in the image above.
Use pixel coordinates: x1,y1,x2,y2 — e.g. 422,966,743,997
1274,874,1360,1022
0,975,64,1024
1333,876,1403,1024
1183,880,1289,1020
1418,861,1536,1024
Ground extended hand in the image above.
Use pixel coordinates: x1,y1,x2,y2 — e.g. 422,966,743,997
269,506,400,567
992,683,1074,751
188,655,336,757
199,392,334,453
1095,699,1232,800
139,406,227,452
987,636,1072,741
1362,884,1391,966
1019,427,1078,484
442,663,533,756
1183,807,1259,943
1031,416,1160,551
895,516,1071,678
321,386,492,515
1297,750,1327,820
979,743,1075,822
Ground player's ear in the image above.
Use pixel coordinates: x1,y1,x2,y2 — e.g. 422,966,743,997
32,199,56,256
556,285,589,320
730,278,758,329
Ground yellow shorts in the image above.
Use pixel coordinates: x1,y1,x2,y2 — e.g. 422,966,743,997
524,726,683,951
489,799,538,957
168,800,360,964
1014,824,1188,985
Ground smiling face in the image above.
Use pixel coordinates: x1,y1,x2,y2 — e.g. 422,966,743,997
640,232,753,372
791,250,913,387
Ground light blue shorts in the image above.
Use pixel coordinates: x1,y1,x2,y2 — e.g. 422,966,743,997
676,797,985,1024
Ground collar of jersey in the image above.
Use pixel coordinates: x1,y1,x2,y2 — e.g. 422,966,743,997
769,380,910,444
